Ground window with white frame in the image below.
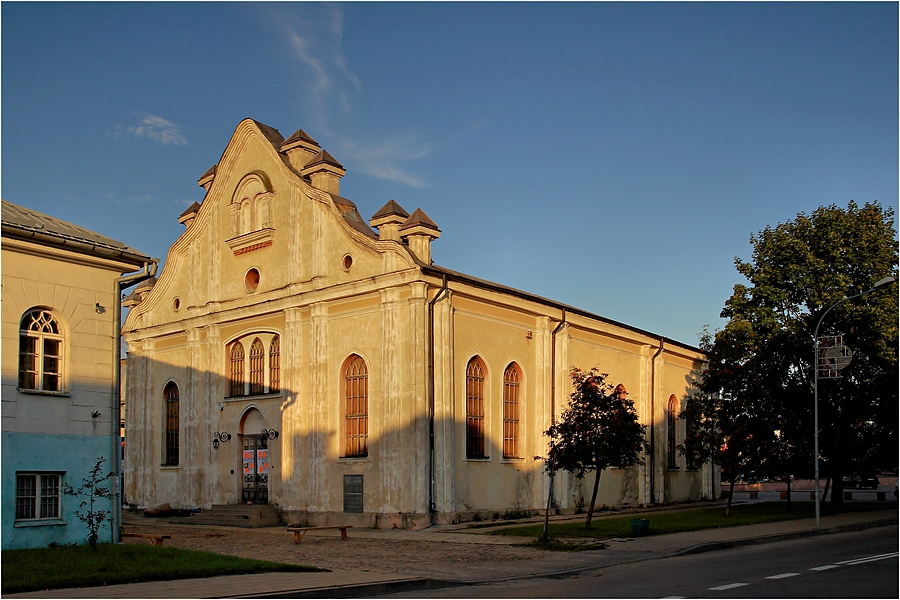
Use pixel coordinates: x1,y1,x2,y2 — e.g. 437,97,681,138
16,472,61,521
18,309,64,393
226,333,281,397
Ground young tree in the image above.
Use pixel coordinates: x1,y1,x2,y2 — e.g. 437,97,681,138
545,367,649,529
62,457,115,549
682,201,898,512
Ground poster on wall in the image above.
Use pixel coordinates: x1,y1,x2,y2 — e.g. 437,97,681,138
256,449,269,474
243,450,255,475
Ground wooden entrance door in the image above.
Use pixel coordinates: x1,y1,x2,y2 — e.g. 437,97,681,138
241,435,269,504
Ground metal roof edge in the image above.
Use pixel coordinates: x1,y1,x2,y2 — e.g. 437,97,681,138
422,264,703,355
2,222,156,268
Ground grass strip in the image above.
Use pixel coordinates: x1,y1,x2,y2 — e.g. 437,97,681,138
490,502,894,541
2,543,323,594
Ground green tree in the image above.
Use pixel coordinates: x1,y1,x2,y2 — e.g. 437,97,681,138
545,367,649,529
682,201,898,511
62,457,115,549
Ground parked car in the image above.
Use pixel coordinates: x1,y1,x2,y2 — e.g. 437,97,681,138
843,474,879,489
735,472,768,484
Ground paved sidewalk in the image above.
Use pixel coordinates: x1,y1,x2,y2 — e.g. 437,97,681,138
7,507,896,599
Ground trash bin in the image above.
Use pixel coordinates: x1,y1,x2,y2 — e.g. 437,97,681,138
630,518,649,536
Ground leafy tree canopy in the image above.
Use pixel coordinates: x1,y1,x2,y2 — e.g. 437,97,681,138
681,201,898,511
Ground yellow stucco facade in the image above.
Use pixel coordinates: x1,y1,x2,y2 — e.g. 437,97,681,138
122,119,713,528
2,200,154,548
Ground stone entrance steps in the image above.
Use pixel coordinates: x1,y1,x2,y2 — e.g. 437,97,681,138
174,504,281,528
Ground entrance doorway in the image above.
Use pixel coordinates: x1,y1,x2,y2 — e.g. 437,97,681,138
240,407,269,505
241,434,269,504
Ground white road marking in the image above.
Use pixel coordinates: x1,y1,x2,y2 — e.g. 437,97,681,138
841,552,899,566
709,583,749,591
659,596,686,599
809,565,839,571
765,572,800,579
835,552,897,565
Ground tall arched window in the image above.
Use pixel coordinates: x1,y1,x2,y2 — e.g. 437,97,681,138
248,338,265,395
615,384,628,400
344,355,368,457
164,382,180,466
502,363,521,459
466,357,486,459
269,335,280,393
18,309,64,392
667,395,678,469
229,341,245,397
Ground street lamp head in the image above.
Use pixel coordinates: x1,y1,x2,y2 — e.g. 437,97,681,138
873,276,896,289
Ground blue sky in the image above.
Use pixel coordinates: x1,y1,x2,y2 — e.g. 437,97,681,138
3,2,897,346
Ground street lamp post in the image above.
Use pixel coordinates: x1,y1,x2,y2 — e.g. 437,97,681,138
813,276,895,527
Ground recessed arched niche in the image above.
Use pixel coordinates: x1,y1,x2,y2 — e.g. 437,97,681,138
226,172,276,255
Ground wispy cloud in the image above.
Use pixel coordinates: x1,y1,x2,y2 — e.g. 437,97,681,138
112,113,188,146
337,134,432,188
265,4,429,188
107,192,152,205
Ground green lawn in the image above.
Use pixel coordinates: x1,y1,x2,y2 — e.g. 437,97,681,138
1,543,323,594
491,502,895,541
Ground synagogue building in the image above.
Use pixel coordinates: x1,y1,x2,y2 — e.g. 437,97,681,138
122,119,711,528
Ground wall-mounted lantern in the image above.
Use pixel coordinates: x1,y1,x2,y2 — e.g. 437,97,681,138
212,431,231,450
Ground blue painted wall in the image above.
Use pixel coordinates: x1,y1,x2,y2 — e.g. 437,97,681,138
2,432,114,550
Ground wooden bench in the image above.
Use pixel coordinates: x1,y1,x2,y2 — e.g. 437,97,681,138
122,532,172,547
288,525,352,543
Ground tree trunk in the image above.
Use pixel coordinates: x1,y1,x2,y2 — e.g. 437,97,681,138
785,474,792,510
541,469,554,542
725,476,737,516
585,469,602,529
831,474,844,512
820,476,831,507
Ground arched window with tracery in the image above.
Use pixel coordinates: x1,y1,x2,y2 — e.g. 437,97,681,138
164,382,180,466
343,355,368,457
18,309,64,392
466,356,486,459
269,335,280,393
248,338,265,395
229,341,245,397
502,363,521,459
667,395,678,468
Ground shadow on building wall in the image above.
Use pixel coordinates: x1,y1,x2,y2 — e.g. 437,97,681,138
123,359,713,528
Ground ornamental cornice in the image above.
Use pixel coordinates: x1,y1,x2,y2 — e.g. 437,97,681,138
224,228,275,255
122,269,423,340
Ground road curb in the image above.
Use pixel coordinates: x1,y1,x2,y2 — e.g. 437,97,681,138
228,578,459,599
674,518,897,556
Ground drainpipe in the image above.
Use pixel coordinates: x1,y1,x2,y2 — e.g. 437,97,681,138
112,260,158,543
427,274,449,517
649,338,664,505
546,310,566,514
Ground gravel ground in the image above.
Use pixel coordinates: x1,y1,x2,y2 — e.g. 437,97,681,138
121,513,548,578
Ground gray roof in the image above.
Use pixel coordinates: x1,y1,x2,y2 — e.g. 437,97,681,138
329,194,377,238
281,129,320,149
400,208,439,232
371,199,410,221
305,150,345,171
1,199,153,267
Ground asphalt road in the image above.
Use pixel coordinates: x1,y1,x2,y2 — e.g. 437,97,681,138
378,525,898,599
